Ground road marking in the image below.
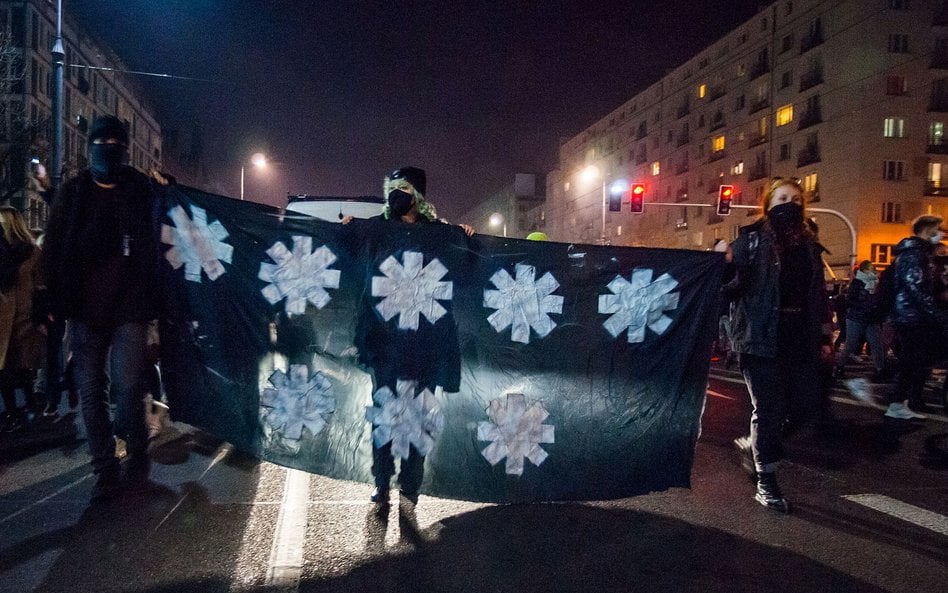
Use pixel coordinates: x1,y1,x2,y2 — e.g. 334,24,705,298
0,473,92,525
706,388,737,401
842,494,948,536
155,442,233,531
265,467,310,590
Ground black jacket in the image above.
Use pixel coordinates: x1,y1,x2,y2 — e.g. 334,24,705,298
845,277,873,323
42,167,162,326
891,235,947,326
725,218,831,358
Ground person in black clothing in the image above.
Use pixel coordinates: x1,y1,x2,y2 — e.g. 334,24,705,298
836,260,887,380
345,167,473,506
42,115,163,501
726,177,833,513
885,215,948,420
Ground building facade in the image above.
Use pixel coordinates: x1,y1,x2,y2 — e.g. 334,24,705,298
460,173,546,238
546,0,948,275
0,0,162,228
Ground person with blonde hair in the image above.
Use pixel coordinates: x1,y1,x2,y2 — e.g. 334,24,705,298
0,204,45,431
725,177,833,513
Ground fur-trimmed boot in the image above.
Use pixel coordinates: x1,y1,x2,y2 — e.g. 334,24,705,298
755,471,789,513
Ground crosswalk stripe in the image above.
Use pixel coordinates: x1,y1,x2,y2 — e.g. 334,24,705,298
842,494,948,536
264,467,310,590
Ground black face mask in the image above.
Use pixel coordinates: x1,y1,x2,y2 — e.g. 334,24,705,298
388,189,414,218
89,143,127,183
768,201,804,233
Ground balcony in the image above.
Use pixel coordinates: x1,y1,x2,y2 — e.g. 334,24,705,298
927,140,948,154
675,188,689,202
748,163,769,181
924,180,948,195
799,69,824,92
709,115,725,131
799,28,824,54
676,104,690,119
749,97,770,114
797,144,821,167
709,150,726,163
748,60,770,81
797,107,823,130
932,51,948,70
929,94,948,112
676,132,690,147
675,161,689,175
748,134,768,148
708,85,726,102
635,152,648,165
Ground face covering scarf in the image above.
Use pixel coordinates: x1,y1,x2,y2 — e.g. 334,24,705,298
89,143,127,183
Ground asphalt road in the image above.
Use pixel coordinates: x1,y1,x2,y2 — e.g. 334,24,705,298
1,358,946,593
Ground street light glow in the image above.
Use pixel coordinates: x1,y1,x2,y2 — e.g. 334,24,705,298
609,179,628,194
489,212,504,227
251,152,268,168
579,165,600,184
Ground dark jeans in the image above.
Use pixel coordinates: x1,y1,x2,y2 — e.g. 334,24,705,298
838,318,885,372
892,323,944,406
70,320,149,474
740,352,821,473
371,441,425,495
44,319,67,408
0,368,32,415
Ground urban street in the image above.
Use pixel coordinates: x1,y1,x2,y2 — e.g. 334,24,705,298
1,357,946,593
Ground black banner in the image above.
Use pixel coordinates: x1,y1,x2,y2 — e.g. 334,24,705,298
158,185,725,502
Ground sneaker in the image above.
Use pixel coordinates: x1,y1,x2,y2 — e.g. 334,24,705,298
884,402,926,420
42,404,60,422
733,436,756,481
0,412,24,432
754,472,790,513
845,378,880,406
370,487,390,505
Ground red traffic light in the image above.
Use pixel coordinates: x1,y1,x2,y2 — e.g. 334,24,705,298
717,184,734,216
630,183,645,213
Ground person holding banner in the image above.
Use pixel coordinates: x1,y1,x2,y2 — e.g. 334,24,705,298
42,115,163,502
726,177,833,513
346,167,471,506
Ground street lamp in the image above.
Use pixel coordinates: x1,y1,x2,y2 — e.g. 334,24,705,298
577,165,626,244
489,212,506,237
240,152,268,200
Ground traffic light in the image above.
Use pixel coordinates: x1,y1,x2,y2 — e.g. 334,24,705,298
717,184,734,215
608,191,622,212
630,183,645,214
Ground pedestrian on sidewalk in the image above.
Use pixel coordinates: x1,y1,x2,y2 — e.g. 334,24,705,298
725,177,833,513
42,115,163,501
0,204,45,432
884,215,948,420
836,260,888,381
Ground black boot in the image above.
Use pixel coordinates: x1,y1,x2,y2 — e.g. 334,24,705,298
755,471,789,513
370,487,390,505
91,467,122,502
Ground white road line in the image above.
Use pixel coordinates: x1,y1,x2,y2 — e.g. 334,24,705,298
0,473,92,525
842,494,948,536
706,388,737,401
264,467,310,590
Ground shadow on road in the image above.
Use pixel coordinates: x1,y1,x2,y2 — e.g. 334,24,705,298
294,503,889,593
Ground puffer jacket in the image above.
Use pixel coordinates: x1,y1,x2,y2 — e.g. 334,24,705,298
891,235,947,326
725,217,832,358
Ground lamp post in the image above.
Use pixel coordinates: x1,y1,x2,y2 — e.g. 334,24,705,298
489,212,506,237
240,152,267,200
50,0,64,196
579,165,627,245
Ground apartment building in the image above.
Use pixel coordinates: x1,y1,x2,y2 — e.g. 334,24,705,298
545,0,948,274
459,173,546,237
0,0,162,228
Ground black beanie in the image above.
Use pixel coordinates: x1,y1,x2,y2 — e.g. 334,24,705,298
88,115,129,146
390,166,426,196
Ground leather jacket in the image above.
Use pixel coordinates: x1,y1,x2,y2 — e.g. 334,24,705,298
891,235,947,326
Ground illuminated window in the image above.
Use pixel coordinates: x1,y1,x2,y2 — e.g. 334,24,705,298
776,104,793,126
929,162,942,185
698,84,707,98
804,172,817,192
651,161,661,175
930,122,944,145
871,243,897,264
733,161,744,175
883,117,906,138
712,135,726,152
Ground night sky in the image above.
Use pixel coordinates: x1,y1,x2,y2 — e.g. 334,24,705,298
71,1,765,219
